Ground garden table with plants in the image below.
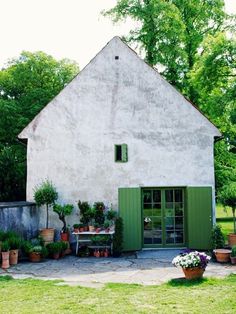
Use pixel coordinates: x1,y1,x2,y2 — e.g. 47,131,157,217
72,230,115,256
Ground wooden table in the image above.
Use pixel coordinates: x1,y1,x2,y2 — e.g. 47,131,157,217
72,231,115,256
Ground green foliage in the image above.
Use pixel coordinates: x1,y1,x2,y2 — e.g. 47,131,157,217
106,209,117,221
219,182,236,233
103,220,111,229
104,0,227,93
0,51,79,201
113,217,123,257
34,180,58,228
0,230,5,241
8,236,22,250
78,201,91,225
93,202,105,225
1,240,10,252
29,245,48,257
211,224,225,249
90,235,110,245
73,224,80,229
53,203,73,232
231,246,236,257
46,242,63,255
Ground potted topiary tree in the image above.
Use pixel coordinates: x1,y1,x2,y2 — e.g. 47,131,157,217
34,180,58,244
53,203,74,241
219,182,236,247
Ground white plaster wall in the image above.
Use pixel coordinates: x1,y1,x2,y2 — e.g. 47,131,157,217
19,37,220,228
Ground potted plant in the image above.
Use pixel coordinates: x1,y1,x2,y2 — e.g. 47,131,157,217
103,220,111,233
34,180,58,244
73,224,80,233
53,203,73,241
78,201,90,231
29,245,48,262
46,242,62,260
230,246,236,265
172,251,211,280
219,182,236,247
1,241,10,269
94,223,101,233
78,223,84,232
94,202,106,225
60,241,68,257
8,236,22,265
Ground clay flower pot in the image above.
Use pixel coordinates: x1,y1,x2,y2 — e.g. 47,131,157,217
89,225,95,232
228,234,236,247
214,249,231,263
60,232,69,242
73,228,79,233
39,228,54,245
9,249,19,265
1,251,10,269
29,252,41,263
182,267,205,280
230,256,236,265
53,252,60,260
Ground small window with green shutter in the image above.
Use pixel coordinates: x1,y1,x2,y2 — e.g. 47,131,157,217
115,144,128,162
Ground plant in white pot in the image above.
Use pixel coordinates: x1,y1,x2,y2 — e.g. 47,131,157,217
219,182,236,247
34,180,58,244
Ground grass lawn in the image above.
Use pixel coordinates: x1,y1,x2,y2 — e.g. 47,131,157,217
0,275,236,313
216,204,234,241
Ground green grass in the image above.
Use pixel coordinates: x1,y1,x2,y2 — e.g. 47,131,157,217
216,204,234,241
0,275,236,313
216,204,233,219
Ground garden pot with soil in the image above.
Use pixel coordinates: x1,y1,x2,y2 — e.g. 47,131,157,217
214,249,231,263
9,249,19,265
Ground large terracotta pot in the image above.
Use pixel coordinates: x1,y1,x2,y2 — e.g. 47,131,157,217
1,251,10,269
29,252,41,263
214,249,231,263
228,234,236,247
9,249,19,265
39,228,54,245
182,267,205,280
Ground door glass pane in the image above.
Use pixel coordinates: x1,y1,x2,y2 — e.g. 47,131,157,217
152,217,162,230
175,230,184,243
165,217,174,230
153,231,162,244
153,203,161,216
175,216,183,228
175,189,183,202
143,190,152,203
165,190,173,202
166,231,175,244
175,203,183,216
144,230,153,244
153,190,161,202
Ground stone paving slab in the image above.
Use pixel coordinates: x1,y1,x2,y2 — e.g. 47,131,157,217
1,254,236,287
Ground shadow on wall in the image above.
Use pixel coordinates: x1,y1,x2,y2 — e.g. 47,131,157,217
0,202,39,239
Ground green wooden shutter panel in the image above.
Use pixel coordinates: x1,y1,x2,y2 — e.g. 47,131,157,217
121,144,128,162
118,187,142,251
186,186,213,250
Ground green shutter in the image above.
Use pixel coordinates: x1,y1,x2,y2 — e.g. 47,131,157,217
121,144,128,162
118,187,142,251
186,186,213,250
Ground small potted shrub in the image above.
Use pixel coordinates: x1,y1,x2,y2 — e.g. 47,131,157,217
172,251,211,280
211,224,231,262
78,201,90,231
29,245,48,262
78,224,84,232
8,236,22,265
94,223,101,233
103,220,111,233
46,242,62,260
73,224,80,233
60,241,68,257
230,246,236,265
34,180,58,244
53,203,74,241
1,241,10,269
94,202,105,225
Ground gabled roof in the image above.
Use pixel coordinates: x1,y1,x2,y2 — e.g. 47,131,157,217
18,36,221,139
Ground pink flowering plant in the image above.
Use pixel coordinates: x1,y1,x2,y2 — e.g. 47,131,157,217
172,251,211,269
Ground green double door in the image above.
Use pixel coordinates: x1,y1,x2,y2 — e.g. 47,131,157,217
143,188,185,247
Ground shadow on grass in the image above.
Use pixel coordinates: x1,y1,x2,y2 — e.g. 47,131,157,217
167,277,208,287
0,275,13,281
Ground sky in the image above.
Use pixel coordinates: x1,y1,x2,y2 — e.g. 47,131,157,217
0,0,236,69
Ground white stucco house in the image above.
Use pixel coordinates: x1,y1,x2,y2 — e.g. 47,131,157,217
19,37,221,250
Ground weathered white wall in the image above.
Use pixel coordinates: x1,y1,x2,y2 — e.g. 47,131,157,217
19,37,220,228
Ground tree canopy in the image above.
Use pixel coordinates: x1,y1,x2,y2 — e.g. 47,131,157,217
0,51,79,201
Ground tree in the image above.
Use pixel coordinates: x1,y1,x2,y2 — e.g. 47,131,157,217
219,182,236,234
189,33,236,191
104,0,227,95
53,204,74,233
0,51,79,201
34,180,58,229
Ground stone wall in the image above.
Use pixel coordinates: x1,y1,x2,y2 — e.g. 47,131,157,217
0,202,39,239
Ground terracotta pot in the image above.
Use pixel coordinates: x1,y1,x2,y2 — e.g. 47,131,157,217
105,228,110,233
79,227,84,232
95,228,101,233
182,267,205,280
84,226,89,232
230,256,236,265
73,228,79,233
39,228,54,245
53,252,60,260
214,249,231,263
104,249,109,258
29,252,41,263
89,225,95,232
1,251,10,269
9,249,19,265
228,234,236,247
60,232,69,242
